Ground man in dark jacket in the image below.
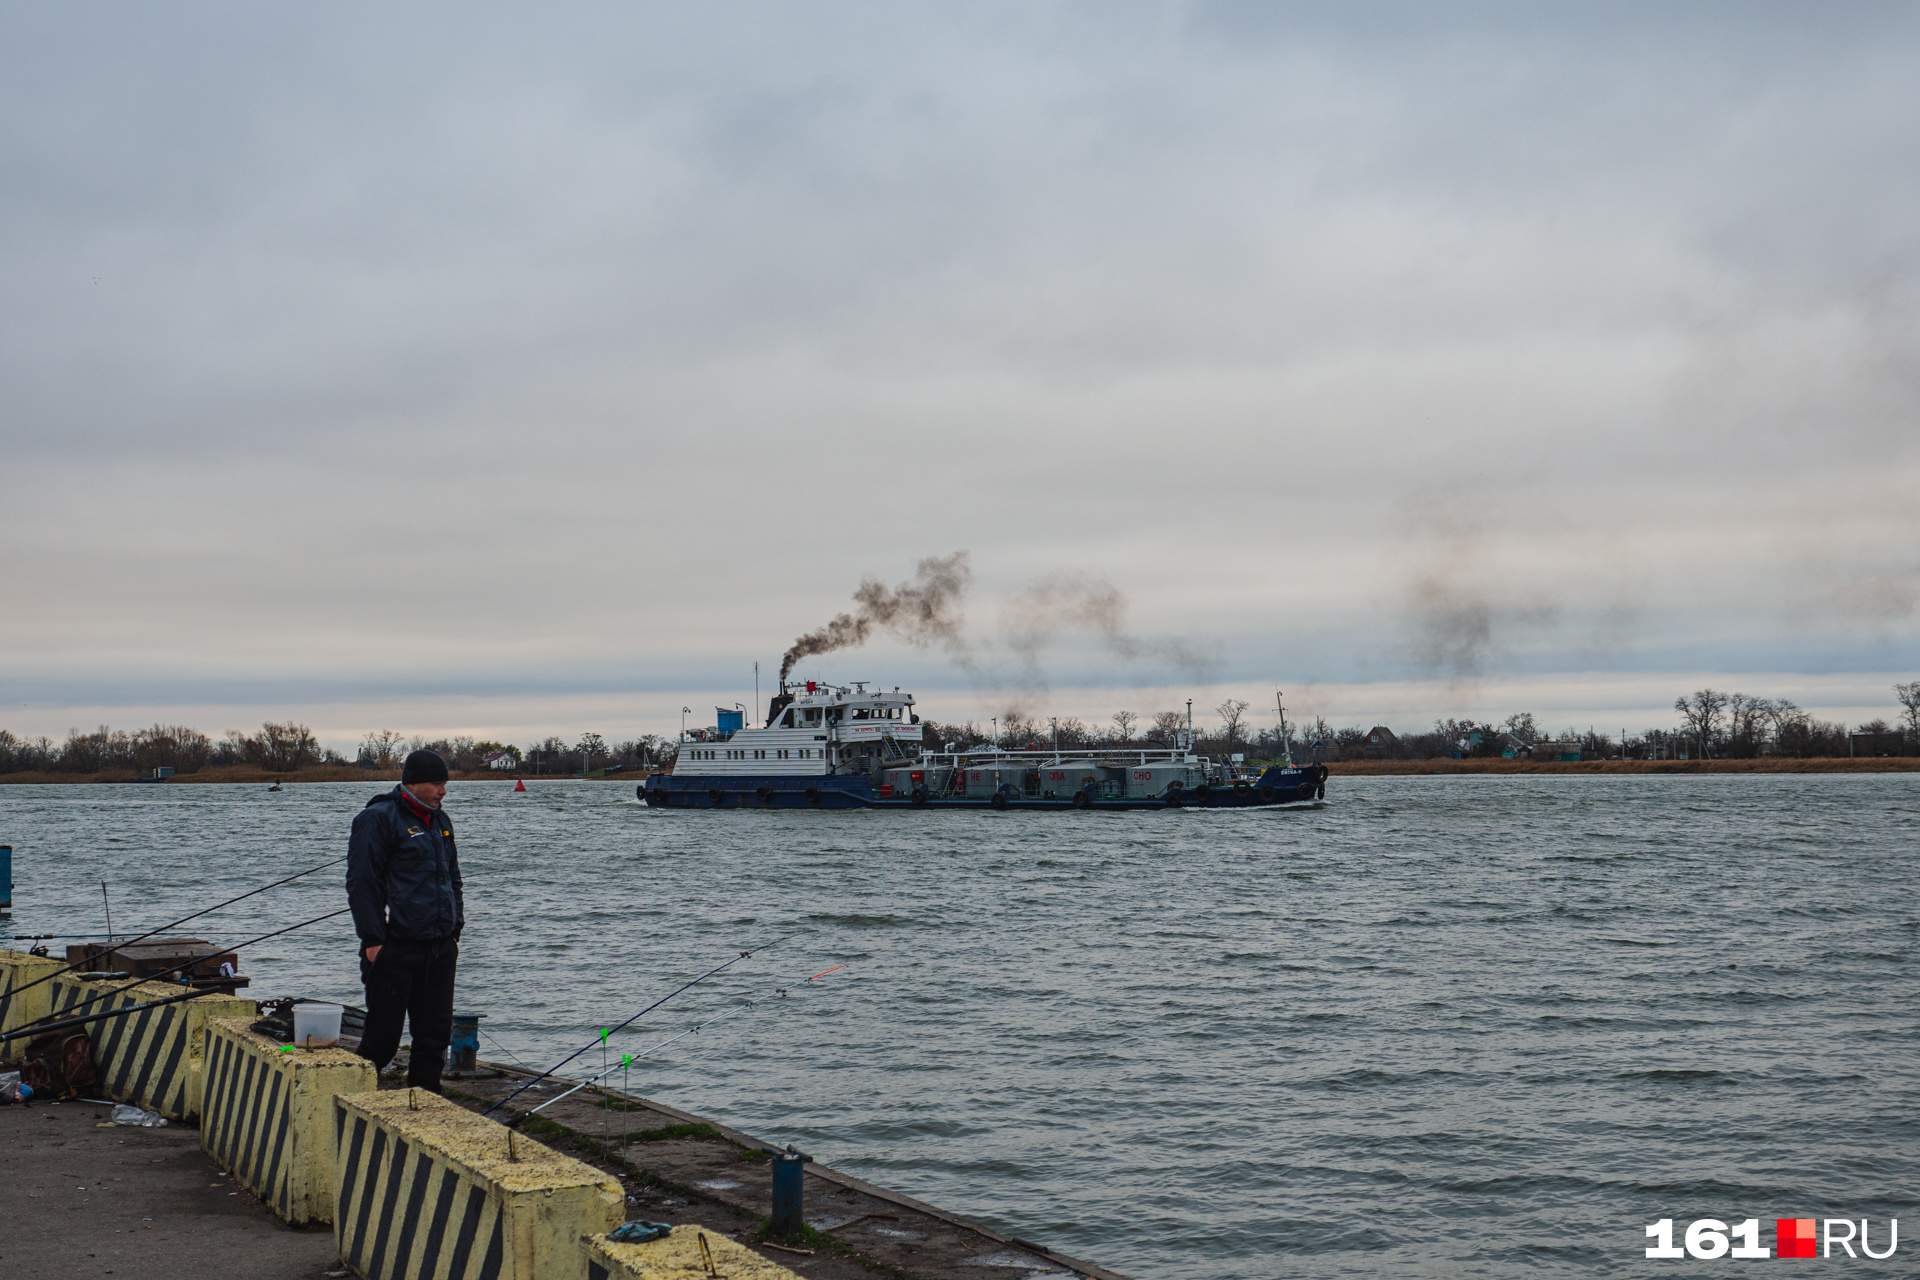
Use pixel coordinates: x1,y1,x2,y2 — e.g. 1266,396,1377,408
347,749,464,1091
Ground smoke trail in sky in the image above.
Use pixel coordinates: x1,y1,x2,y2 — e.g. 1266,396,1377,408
779,552,974,680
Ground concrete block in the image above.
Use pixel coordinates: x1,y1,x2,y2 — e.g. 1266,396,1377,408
202,1014,376,1225
333,1088,623,1280
586,1227,804,1280
0,948,64,1065
47,973,254,1119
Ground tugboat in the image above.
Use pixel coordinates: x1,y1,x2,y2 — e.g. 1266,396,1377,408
641,681,1328,810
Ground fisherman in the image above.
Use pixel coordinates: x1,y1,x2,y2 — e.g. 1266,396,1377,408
347,748,463,1092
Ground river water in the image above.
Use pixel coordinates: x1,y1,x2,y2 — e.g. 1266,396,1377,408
3,775,1915,1276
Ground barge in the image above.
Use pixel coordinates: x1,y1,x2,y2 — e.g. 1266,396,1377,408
642,681,1327,810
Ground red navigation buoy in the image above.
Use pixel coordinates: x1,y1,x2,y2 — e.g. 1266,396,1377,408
514,777,526,792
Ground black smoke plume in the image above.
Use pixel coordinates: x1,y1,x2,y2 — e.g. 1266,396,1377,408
779,551,973,681
1002,572,1214,675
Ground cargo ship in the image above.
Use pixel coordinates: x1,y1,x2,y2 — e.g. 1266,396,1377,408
640,681,1327,810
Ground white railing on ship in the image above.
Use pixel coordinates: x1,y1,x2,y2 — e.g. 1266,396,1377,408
919,748,1207,767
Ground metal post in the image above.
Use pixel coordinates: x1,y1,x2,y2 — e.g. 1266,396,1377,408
620,1053,633,1145
770,1146,810,1237
448,1012,481,1073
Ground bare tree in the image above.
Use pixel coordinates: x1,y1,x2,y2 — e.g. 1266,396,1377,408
1726,694,1771,758
1675,689,1729,758
1502,712,1540,744
1760,698,1806,754
1896,681,1920,746
577,732,607,771
1147,711,1186,746
1216,698,1251,747
255,722,320,772
359,730,406,767
1110,710,1138,743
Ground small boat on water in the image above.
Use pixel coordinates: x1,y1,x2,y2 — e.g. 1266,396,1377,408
641,681,1327,811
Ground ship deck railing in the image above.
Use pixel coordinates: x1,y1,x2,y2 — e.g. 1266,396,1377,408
918,748,1210,768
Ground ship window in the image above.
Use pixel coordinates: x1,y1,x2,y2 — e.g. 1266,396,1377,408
780,710,795,727
802,708,821,725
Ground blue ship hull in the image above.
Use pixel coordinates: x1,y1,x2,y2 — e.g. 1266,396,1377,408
641,765,1328,811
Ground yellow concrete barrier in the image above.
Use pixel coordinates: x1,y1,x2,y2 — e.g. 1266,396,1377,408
585,1227,802,1280
333,1089,623,1280
201,1015,376,1225
0,949,64,1064
47,973,254,1119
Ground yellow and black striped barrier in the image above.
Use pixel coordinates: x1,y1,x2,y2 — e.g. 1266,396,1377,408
202,1015,376,1225
333,1089,623,1280
46,973,253,1120
0,949,64,1063
586,1227,803,1280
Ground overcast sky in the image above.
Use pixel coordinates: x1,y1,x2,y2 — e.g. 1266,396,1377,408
3,2,1916,748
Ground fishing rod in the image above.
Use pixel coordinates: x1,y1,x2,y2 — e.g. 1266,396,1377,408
5,908,352,1039
483,932,801,1117
519,965,846,1121
0,984,211,1043
1,854,348,1001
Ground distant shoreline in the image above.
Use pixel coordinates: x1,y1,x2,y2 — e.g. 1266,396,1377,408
0,767,649,785
1327,756,1919,775
2,757,1915,784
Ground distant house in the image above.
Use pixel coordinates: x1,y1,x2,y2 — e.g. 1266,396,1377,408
1848,731,1904,758
1496,733,1532,758
1361,726,1399,758
486,751,519,771
1534,739,1582,762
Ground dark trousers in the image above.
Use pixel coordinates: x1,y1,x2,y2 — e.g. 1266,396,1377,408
358,937,458,1091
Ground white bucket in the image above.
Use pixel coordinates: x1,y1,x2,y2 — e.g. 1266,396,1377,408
292,1002,342,1049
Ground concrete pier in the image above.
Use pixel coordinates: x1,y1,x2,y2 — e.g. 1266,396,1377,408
442,1061,1126,1280
0,1096,341,1279
3,1071,1125,1280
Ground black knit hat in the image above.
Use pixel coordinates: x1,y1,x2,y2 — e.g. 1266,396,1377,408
401,749,450,785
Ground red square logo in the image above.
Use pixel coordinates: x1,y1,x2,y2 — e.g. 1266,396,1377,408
1777,1218,1816,1258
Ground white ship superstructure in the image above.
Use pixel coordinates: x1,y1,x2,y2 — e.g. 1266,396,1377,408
672,681,922,779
